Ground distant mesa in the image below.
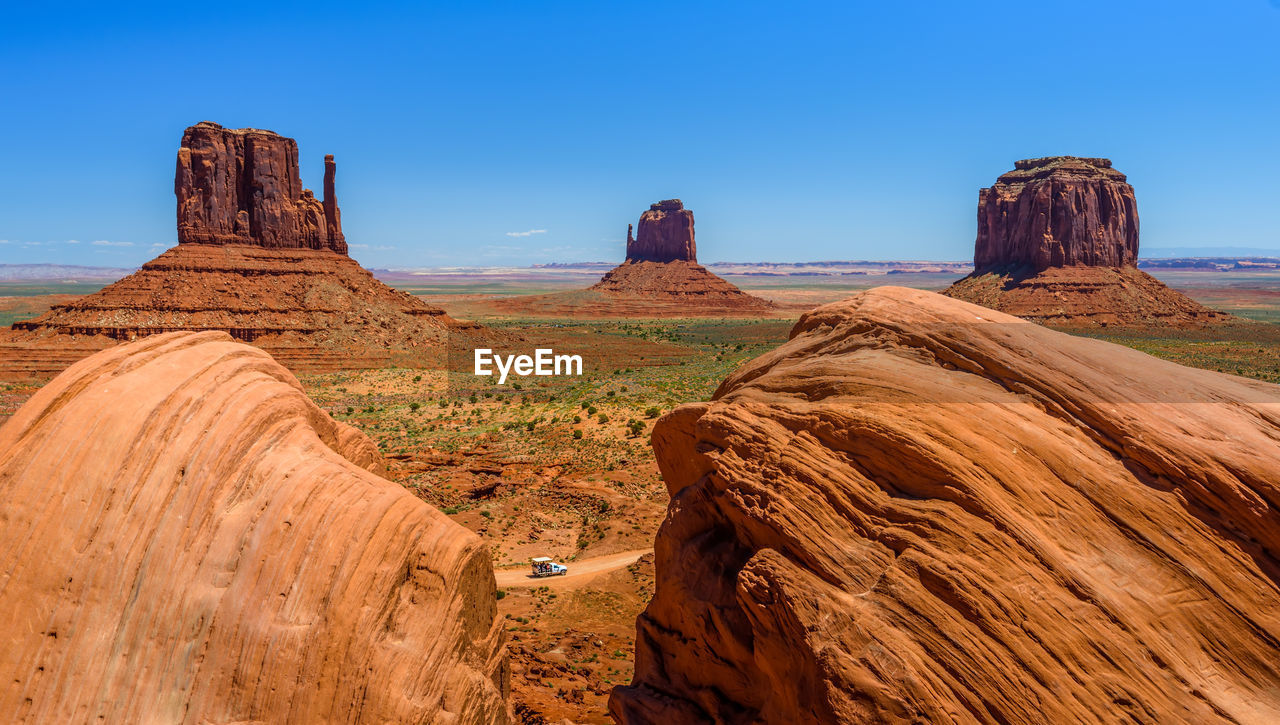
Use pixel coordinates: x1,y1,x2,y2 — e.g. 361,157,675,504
13,121,495,362
0,332,510,723
945,156,1233,327
626,199,696,263
614,286,1280,723
587,199,773,311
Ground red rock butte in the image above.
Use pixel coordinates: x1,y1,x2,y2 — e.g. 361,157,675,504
945,156,1232,327
613,286,1280,724
11,122,496,365
586,199,773,312
176,121,347,252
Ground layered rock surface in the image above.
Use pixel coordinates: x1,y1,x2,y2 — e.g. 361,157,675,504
14,244,468,348
0,332,510,723
612,286,1280,724
176,121,346,252
947,157,1231,327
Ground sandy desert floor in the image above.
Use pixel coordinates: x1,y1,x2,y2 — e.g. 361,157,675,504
2,267,1280,722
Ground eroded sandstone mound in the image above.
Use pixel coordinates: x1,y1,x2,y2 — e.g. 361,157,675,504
612,286,1280,724
946,157,1230,327
177,121,346,252
0,332,510,723
13,122,494,355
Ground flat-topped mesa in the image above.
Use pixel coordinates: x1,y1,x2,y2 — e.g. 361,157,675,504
627,199,697,263
975,156,1138,272
175,121,347,254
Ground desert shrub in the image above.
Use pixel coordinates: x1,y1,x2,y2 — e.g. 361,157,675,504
597,413,609,424
409,402,421,411
645,406,660,418
573,429,583,440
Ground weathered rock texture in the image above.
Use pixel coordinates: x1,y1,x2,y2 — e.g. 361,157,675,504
577,199,772,313
628,199,697,263
612,286,1280,724
14,121,500,358
0,332,511,723
974,156,1137,272
947,157,1232,327
176,121,346,252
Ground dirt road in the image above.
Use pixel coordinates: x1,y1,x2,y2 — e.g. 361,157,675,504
494,548,651,589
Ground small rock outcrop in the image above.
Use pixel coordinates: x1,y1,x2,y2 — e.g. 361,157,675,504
612,286,1280,724
0,332,510,723
975,156,1137,272
947,157,1231,327
627,199,696,263
176,121,346,253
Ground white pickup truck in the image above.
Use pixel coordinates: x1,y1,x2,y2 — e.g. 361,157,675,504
530,556,568,578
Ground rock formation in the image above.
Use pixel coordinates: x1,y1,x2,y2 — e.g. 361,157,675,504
14,122,496,358
974,156,1137,271
612,286,1280,724
176,121,346,252
946,157,1230,327
627,199,697,263
581,199,772,313
0,332,510,723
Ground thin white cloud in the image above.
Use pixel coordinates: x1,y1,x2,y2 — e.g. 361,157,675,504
505,229,548,238
349,243,397,251
66,239,80,244
91,240,133,247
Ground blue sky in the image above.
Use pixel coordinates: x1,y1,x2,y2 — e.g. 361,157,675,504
1,1,1277,267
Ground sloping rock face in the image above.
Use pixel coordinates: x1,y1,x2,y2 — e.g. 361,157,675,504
612,286,1280,724
590,260,772,309
0,332,510,723
975,156,1137,272
948,157,1232,327
176,121,346,253
14,244,467,348
628,199,696,263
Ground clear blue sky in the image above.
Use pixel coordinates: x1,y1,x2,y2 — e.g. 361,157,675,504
1,1,1277,268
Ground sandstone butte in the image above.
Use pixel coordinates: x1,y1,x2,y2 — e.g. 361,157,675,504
11,122,488,358
944,156,1231,327
0,332,510,723
587,199,773,311
611,286,1280,724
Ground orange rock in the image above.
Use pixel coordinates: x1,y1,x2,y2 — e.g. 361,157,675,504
612,286,1280,724
0,332,510,723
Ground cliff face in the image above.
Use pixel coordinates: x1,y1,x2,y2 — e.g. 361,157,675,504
176,121,347,253
612,286,1280,724
975,156,1138,272
627,199,697,263
0,332,510,723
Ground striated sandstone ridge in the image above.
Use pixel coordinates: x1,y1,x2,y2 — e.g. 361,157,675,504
628,199,696,263
975,156,1137,272
947,157,1231,327
176,121,346,252
612,286,1280,724
0,332,510,723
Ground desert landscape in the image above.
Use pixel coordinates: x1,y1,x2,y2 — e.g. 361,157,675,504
3,4,1279,724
